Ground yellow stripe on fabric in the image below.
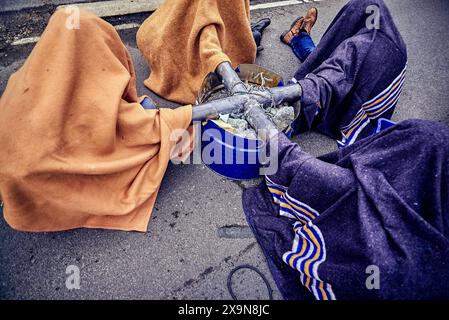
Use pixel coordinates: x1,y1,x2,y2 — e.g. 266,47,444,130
268,179,337,300
281,202,308,224
362,74,403,110
265,177,287,191
305,276,311,290
340,69,407,145
288,236,308,268
319,281,329,300
342,111,367,136
344,113,368,138
342,109,364,131
303,226,322,279
367,86,403,117
363,71,405,112
268,187,284,196
362,66,407,107
284,196,317,220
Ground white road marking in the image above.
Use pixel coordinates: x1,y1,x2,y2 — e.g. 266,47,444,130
57,0,163,17
251,0,304,11
113,22,141,30
251,0,324,11
11,0,326,46
11,21,137,45
11,36,41,46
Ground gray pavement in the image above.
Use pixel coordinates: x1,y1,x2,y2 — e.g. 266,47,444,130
1,0,449,300
0,0,112,12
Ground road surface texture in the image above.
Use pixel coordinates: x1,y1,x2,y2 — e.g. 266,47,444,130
0,0,448,299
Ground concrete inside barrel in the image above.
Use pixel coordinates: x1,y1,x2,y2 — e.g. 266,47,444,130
196,64,299,181
197,64,299,140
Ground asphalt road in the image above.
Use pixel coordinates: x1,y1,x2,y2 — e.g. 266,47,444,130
1,0,449,300
0,0,110,12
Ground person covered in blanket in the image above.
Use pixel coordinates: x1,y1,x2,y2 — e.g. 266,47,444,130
0,9,195,232
242,0,449,300
0,0,271,233
281,0,407,147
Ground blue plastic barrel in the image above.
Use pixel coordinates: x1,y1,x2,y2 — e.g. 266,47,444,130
201,120,266,180
198,64,297,180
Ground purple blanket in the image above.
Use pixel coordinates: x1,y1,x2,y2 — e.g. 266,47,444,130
293,0,407,147
243,120,449,300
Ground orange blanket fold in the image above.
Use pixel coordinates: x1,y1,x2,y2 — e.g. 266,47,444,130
136,0,257,105
0,9,192,232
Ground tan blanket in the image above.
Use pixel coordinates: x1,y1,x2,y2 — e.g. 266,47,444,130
0,9,192,232
136,0,257,104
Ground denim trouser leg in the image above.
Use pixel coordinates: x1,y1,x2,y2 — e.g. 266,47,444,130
290,32,316,62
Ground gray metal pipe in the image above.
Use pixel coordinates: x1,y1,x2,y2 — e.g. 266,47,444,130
215,62,248,94
191,94,251,122
243,100,279,141
191,83,302,122
193,63,302,141
267,84,303,106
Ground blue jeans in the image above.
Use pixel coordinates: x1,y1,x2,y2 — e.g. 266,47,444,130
290,32,316,62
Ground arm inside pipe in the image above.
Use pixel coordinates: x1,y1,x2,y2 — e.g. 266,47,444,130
243,100,279,141
191,94,250,122
215,62,248,94
191,83,302,122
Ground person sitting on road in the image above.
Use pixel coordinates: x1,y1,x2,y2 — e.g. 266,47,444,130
138,0,407,149
280,0,407,147
242,0,448,300
0,2,270,233
0,9,195,233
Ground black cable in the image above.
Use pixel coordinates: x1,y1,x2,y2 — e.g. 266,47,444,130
227,264,274,300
